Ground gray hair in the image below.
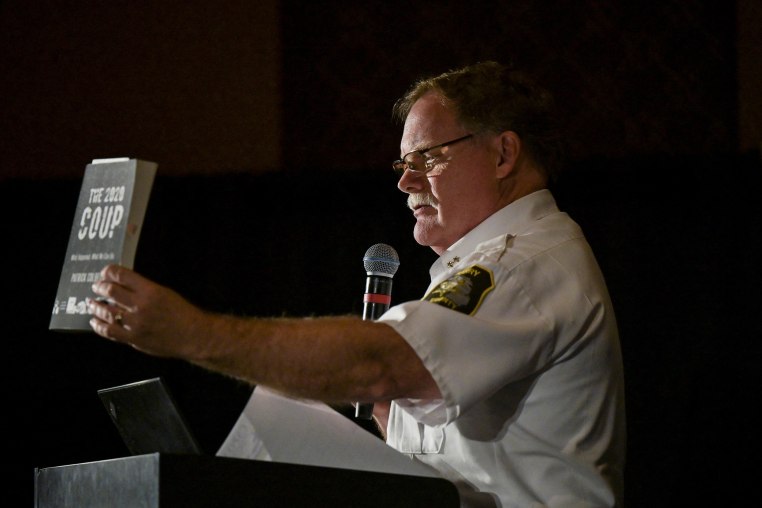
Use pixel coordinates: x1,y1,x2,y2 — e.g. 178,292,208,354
393,61,565,181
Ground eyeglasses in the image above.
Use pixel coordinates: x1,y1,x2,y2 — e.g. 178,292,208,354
392,133,474,177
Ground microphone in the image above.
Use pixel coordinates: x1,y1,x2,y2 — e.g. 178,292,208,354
355,243,400,419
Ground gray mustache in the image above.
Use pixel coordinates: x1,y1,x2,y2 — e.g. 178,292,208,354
407,194,438,210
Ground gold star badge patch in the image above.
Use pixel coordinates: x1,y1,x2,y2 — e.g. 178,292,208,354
423,265,495,315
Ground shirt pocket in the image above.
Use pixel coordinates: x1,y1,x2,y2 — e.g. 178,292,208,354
392,421,444,455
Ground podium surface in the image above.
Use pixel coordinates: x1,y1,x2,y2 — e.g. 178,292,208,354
34,453,460,507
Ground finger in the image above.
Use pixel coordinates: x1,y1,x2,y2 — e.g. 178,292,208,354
101,264,143,287
89,315,131,342
88,301,131,339
87,298,128,325
91,278,134,310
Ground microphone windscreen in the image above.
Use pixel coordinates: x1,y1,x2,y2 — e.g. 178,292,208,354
363,243,400,278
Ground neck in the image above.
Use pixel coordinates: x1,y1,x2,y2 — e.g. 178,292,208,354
496,162,547,210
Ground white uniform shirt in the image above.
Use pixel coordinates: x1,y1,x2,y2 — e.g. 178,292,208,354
379,189,626,507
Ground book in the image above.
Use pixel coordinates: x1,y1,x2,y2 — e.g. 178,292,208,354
49,158,157,331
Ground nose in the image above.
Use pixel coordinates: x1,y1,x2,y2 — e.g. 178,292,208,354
397,168,426,194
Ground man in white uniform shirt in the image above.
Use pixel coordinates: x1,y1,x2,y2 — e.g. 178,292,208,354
89,61,626,507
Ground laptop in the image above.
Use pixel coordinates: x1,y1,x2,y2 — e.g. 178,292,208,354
97,377,203,456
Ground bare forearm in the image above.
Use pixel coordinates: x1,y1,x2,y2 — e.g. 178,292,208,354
89,265,439,404
185,313,437,404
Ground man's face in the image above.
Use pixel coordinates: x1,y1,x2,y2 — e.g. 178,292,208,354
397,92,500,255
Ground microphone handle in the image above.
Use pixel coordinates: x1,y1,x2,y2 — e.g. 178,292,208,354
362,275,393,320
355,275,393,419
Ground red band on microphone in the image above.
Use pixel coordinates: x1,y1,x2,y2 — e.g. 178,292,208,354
364,293,392,305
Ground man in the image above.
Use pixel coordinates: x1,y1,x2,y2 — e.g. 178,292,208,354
89,61,626,507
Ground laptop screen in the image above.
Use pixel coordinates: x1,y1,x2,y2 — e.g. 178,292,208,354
97,377,203,456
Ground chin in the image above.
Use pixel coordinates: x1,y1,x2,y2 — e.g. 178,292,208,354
413,223,446,249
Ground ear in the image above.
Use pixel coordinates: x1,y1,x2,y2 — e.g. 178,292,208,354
495,131,521,179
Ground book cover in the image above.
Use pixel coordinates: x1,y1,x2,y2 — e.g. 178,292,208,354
49,158,157,331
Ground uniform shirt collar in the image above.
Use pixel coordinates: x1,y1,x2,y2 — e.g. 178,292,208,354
430,189,558,279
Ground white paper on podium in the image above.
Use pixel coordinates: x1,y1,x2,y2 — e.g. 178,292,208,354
216,386,439,478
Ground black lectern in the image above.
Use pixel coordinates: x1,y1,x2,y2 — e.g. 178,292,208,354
34,453,460,507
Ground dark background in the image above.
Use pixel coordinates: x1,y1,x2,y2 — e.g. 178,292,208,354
2,1,760,506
